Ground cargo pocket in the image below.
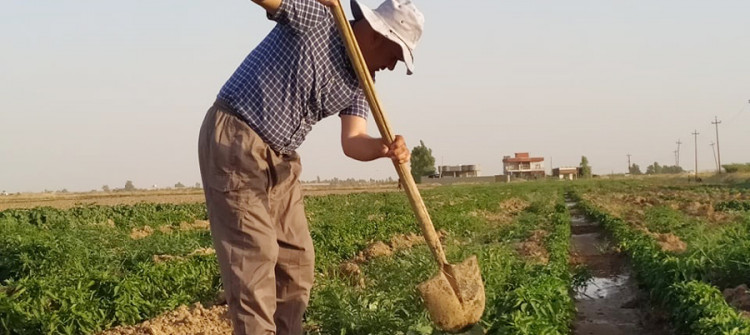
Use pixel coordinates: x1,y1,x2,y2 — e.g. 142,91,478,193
202,109,266,193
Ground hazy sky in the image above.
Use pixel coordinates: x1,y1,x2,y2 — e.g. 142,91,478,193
2,0,749,193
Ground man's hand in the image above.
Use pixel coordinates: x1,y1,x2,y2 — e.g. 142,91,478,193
385,135,410,164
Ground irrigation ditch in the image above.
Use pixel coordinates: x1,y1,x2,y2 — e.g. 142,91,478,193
566,199,672,335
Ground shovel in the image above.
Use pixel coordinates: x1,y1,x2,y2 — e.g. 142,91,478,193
329,2,485,332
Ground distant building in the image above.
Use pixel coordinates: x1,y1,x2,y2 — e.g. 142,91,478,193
552,167,580,180
438,164,480,178
502,153,545,180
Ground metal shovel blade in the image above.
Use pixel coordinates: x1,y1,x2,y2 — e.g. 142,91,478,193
417,255,485,332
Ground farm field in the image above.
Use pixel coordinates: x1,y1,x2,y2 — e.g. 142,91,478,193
1,177,749,334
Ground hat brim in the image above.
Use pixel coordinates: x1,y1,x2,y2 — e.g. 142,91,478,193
351,0,414,75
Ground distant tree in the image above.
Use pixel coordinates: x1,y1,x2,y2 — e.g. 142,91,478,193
645,162,685,174
722,163,750,173
410,140,436,183
124,180,136,191
59,189,69,193
579,156,592,178
194,182,201,188
660,165,684,174
102,185,110,192
175,182,185,188
645,161,665,174
629,164,643,175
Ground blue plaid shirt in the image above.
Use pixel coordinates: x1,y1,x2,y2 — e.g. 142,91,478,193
218,0,369,154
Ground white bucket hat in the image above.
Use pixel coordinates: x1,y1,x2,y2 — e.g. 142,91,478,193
351,0,424,75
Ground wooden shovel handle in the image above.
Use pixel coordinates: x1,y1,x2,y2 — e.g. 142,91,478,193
329,2,448,266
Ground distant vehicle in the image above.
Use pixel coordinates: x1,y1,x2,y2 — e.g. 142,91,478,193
428,173,440,179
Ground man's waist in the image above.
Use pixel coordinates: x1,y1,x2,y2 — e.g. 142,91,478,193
212,98,299,156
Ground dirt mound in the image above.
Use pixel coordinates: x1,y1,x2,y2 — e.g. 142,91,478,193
353,230,446,263
338,261,365,287
514,230,549,264
98,303,231,335
359,241,393,260
131,220,210,240
130,226,154,240
635,227,688,254
153,248,215,264
723,284,750,317
389,232,424,250
153,254,184,264
189,248,215,256
180,220,211,231
653,233,687,253
499,198,530,214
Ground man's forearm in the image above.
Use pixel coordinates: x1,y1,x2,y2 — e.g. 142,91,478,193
341,135,388,162
253,0,282,14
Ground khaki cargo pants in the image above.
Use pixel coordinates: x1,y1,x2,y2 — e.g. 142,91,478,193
198,99,315,335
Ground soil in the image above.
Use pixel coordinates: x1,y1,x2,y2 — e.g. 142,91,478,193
129,226,154,240
98,303,231,335
130,220,211,240
499,197,530,214
723,284,750,318
514,230,549,264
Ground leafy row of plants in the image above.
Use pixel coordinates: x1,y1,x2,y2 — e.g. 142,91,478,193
574,193,750,334
1,183,577,334
716,200,750,212
0,202,207,229
308,184,575,334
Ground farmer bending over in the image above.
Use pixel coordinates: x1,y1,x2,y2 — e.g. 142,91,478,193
197,0,424,333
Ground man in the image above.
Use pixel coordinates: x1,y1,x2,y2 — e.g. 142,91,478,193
197,0,424,334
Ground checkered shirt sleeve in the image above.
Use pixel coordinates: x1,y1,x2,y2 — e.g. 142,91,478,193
217,0,370,155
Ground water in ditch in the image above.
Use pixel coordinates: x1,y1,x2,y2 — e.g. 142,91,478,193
566,200,671,335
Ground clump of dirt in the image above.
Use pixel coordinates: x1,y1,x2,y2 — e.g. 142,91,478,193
514,230,549,264
189,248,216,256
180,220,210,231
97,219,116,228
723,284,750,318
153,254,183,264
652,232,687,253
499,197,530,214
98,303,231,335
153,248,215,264
358,241,393,260
339,261,365,287
131,220,210,240
130,226,154,240
341,230,448,287
353,230,447,263
389,232,423,250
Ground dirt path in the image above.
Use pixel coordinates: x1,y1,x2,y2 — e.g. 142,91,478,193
567,200,671,335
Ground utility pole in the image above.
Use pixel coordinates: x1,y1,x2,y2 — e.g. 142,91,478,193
712,116,722,173
676,139,682,167
627,154,632,173
692,130,699,180
710,142,718,172
674,150,679,166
